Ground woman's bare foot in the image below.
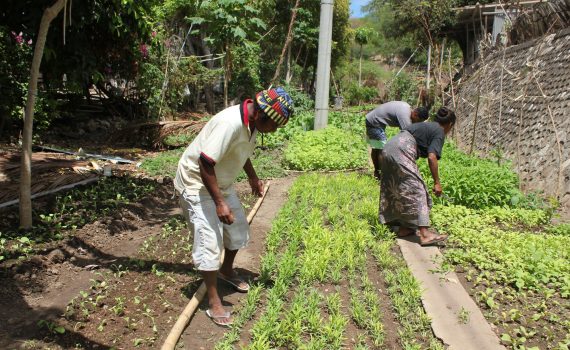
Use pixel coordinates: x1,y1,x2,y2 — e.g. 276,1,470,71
397,227,416,237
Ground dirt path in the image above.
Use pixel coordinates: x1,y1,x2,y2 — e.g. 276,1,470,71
180,176,296,349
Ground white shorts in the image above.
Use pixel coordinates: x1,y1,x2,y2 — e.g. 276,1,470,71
179,188,250,271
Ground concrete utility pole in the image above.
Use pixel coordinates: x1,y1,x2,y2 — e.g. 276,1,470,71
314,0,334,130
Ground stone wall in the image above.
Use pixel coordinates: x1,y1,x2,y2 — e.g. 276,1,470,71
450,27,570,212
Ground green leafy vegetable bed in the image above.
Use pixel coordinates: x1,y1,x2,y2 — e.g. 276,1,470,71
216,173,442,350
419,143,521,208
432,204,570,349
284,127,368,171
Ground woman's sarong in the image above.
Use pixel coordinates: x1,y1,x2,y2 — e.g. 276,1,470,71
379,130,432,228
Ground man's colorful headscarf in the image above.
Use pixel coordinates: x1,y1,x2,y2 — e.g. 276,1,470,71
255,87,294,127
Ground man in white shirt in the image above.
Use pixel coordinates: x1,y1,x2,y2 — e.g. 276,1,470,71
174,87,294,327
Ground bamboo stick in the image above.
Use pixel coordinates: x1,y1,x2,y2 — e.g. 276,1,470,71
0,176,100,209
160,181,272,350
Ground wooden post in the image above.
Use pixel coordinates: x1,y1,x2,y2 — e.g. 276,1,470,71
469,78,482,155
439,39,446,104
426,43,432,90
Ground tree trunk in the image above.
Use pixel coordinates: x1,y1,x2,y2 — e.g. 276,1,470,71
223,43,230,108
285,45,292,84
271,0,301,85
358,44,363,87
20,0,66,229
200,34,216,114
300,49,310,92
309,62,317,93
426,43,431,90
438,40,446,104
0,113,7,140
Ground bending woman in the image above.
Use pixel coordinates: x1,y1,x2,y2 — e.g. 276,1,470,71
378,107,456,246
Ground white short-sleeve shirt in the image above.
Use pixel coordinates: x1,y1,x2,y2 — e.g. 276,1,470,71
174,100,257,195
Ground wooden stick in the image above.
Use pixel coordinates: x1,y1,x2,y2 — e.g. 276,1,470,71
246,182,271,223
1,177,99,209
469,74,482,155
160,181,272,350
534,76,563,198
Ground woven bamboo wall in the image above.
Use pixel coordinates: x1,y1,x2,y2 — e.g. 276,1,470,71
450,27,570,211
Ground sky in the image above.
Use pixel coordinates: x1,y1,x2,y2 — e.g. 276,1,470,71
350,0,369,18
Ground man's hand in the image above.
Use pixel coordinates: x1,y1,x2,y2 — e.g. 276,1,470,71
433,183,443,197
216,201,235,224
248,177,264,197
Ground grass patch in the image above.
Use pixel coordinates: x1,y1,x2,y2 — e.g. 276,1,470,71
162,133,196,148
236,148,287,181
140,148,184,177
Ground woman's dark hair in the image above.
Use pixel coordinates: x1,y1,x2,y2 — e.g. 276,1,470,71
434,107,456,125
415,107,429,121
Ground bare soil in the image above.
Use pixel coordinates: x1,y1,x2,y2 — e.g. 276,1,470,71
0,177,272,350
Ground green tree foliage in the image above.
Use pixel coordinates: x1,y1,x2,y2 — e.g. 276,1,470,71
262,0,350,89
360,4,417,59
332,0,351,66
383,0,457,45
0,0,159,130
0,0,352,130
0,28,34,136
0,27,62,137
354,26,375,86
367,0,497,45
354,26,373,47
1,0,157,89
189,0,267,104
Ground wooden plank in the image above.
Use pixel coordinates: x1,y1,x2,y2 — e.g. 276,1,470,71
397,237,506,350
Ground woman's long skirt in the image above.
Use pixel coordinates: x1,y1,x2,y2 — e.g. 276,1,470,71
379,130,432,229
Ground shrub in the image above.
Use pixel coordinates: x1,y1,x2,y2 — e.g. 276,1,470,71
546,223,570,236
328,110,366,136
0,27,55,135
284,87,314,113
344,83,378,105
284,126,367,171
386,71,418,105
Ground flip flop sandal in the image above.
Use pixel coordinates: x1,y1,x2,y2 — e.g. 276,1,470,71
218,272,250,293
420,234,448,247
206,309,232,327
